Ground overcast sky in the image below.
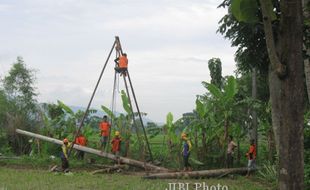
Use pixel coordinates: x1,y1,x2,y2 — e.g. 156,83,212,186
0,0,236,122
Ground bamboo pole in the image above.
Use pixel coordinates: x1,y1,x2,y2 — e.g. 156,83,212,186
15,129,168,172
143,167,254,179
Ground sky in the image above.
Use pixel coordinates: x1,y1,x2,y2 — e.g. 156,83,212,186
0,0,236,122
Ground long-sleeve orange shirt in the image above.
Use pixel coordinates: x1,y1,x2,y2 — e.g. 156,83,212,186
119,56,128,68
247,144,256,160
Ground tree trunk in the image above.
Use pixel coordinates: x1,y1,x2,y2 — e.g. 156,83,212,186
224,119,228,141
278,2,304,189
201,126,207,159
260,0,304,189
303,0,310,104
124,138,129,157
267,128,275,162
304,58,310,103
144,167,254,179
251,68,258,158
237,140,240,166
194,128,199,160
268,66,281,153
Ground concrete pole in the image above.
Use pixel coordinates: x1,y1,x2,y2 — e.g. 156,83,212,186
15,129,168,172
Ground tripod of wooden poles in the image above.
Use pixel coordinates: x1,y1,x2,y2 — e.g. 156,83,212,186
68,36,153,162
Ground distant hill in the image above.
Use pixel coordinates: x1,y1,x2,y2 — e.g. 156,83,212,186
69,105,112,118
69,105,157,126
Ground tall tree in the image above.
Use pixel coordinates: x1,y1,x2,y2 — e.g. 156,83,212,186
229,0,305,188
218,0,269,162
202,76,238,141
208,58,223,89
1,57,39,154
3,56,38,114
251,68,258,155
303,0,310,103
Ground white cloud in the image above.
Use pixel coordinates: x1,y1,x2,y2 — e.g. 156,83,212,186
0,0,236,122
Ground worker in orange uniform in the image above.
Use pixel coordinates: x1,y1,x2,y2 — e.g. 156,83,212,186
99,115,111,151
246,139,257,177
111,131,122,165
114,53,128,76
60,138,71,172
75,133,87,160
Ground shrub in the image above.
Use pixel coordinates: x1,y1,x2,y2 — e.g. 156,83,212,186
258,161,277,184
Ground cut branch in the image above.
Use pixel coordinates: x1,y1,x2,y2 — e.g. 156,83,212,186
91,165,128,175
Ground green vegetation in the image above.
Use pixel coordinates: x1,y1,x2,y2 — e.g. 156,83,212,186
0,167,271,190
0,0,309,189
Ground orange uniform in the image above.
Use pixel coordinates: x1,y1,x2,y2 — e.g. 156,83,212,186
76,135,87,146
111,137,121,153
119,55,128,68
247,144,256,160
100,121,110,137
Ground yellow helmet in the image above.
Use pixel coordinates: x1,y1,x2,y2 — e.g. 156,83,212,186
115,131,120,136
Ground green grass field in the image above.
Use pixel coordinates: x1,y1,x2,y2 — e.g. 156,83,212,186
0,167,273,190
0,135,275,190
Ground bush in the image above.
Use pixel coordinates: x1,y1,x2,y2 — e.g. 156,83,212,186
258,161,277,185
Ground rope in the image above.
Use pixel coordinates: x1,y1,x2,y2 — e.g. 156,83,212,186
106,50,119,152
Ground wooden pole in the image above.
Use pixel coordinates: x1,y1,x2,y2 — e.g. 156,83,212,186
143,167,254,179
15,129,168,172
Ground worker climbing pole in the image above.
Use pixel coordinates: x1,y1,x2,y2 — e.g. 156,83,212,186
113,36,153,161
68,36,153,162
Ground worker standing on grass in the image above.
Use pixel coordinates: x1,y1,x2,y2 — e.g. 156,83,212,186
111,131,122,165
181,133,192,172
246,139,257,177
75,133,87,160
60,138,71,172
99,115,111,152
226,135,237,168
114,53,128,76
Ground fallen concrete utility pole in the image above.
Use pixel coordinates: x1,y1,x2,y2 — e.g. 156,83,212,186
143,167,254,179
16,129,168,172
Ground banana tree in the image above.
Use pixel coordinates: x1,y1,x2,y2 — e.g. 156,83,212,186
186,98,225,162
202,76,238,142
41,101,98,140
162,112,183,167
101,90,143,157
164,114,181,151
